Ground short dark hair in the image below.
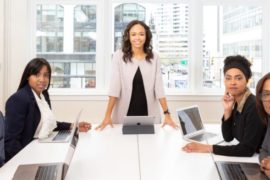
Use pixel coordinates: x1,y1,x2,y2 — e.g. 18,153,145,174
18,58,51,91
122,20,153,63
223,55,252,81
256,72,270,124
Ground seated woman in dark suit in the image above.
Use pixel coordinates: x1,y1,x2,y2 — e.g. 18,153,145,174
4,58,91,162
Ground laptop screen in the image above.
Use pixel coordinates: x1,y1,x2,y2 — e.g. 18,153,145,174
177,106,204,135
123,116,155,125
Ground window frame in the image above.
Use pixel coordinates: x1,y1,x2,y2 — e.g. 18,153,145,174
29,0,270,96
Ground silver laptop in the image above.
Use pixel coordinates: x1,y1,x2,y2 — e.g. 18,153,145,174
39,109,82,143
209,149,268,180
12,127,79,180
122,116,155,134
214,161,268,180
177,105,223,144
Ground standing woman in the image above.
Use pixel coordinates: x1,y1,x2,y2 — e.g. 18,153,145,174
256,73,270,178
96,20,177,130
4,58,91,162
182,55,266,157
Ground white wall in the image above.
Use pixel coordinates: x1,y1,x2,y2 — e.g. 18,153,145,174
3,0,29,101
0,0,4,111
50,95,224,124
0,0,228,124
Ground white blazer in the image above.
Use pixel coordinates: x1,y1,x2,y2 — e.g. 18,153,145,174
108,50,165,123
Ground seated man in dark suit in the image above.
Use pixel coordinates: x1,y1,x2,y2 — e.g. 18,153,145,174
0,111,4,167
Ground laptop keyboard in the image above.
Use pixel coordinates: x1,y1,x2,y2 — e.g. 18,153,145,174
35,165,58,180
222,163,247,180
190,132,217,141
190,134,206,141
53,130,71,141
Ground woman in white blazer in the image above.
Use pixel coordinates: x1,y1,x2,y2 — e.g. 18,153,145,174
96,20,177,130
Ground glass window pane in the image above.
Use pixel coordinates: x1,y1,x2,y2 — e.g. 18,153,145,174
36,5,64,53
36,4,97,89
114,3,189,89
203,6,262,89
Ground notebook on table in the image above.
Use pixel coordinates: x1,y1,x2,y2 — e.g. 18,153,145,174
177,105,223,144
122,116,155,134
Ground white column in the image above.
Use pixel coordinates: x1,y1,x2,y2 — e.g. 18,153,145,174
189,0,203,92
63,5,75,53
4,0,29,103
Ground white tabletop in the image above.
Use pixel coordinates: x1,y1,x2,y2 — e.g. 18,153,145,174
0,140,70,180
65,126,140,180
138,125,220,180
0,124,260,180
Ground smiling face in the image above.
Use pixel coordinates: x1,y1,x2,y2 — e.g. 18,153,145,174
262,79,270,116
224,68,248,97
28,65,50,96
129,24,146,51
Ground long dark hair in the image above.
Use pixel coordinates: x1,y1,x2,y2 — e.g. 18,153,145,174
122,20,153,63
256,72,270,124
18,58,52,91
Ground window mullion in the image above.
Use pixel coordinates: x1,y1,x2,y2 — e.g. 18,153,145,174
189,0,204,93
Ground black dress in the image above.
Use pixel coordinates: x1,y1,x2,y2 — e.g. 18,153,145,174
127,67,148,116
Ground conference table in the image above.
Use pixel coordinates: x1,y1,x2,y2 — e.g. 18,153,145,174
0,124,260,180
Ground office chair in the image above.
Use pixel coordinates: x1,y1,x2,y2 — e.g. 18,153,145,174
0,111,4,167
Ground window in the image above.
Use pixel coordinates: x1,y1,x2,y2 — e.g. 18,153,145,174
202,6,262,89
36,4,97,89
113,3,189,89
36,5,64,53
32,0,268,95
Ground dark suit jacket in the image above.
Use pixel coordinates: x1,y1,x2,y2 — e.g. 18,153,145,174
4,84,71,162
213,94,266,157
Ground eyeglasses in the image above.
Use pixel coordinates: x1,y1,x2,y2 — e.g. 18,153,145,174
261,92,270,102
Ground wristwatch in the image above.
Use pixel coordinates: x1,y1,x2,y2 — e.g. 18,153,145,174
163,109,170,115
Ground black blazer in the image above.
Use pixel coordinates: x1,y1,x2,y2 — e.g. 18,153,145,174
213,94,266,157
4,84,71,162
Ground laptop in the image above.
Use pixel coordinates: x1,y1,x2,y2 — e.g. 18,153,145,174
214,161,268,180
177,105,223,144
208,148,268,180
122,116,155,134
12,126,79,180
39,109,82,143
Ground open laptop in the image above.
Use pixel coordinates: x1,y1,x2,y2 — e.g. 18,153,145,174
208,146,268,180
39,109,82,143
177,105,223,144
214,160,268,180
122,116,155,134
12,126,79,180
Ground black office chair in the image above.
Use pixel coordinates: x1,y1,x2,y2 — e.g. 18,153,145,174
0,111,4,167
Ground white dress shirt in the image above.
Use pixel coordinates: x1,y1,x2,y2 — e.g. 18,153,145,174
32,89,57,138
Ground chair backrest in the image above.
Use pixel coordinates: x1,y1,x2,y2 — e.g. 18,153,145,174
0,111,4,166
